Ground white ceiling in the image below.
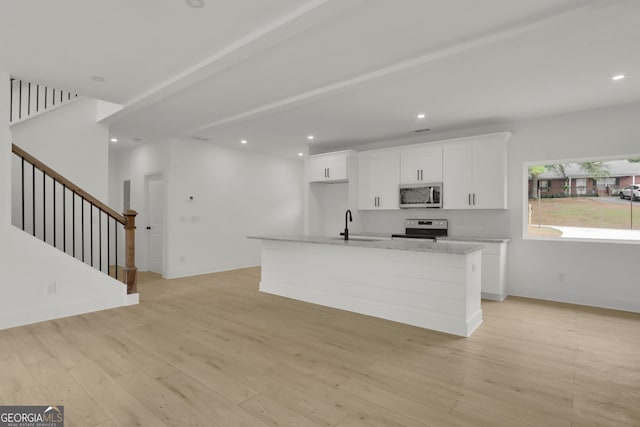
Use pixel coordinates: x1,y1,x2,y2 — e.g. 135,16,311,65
3,0,640,157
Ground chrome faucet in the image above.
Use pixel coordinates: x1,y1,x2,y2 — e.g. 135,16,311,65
340,209,353,240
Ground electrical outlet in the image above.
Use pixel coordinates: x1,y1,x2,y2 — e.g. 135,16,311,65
47,281,57,295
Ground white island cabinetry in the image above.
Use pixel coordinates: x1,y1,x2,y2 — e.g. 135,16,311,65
250,236,483,337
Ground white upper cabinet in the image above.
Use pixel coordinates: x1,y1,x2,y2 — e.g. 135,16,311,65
307,151,351,182
442,133,509,209
357,150,400,210
400,145,443,184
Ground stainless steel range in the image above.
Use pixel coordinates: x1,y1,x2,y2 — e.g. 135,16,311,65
391,219,448,241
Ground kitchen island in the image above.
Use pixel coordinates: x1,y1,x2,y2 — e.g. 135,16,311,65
248,236,484,337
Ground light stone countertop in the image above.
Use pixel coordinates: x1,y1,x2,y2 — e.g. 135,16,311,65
248,235,484,255
344,231,511,244
439,236,511,243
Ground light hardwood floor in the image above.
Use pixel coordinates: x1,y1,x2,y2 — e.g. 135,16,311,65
1,267,639,426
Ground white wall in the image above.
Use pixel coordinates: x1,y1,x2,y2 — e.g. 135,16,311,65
1,72,11,227
11,97,109,200
308,183,350,236
0,73,132,330
109,140,169,272
0,226,132,330
166,139,304,278
506,103,640,312
112,138,304,279
10,98,114,266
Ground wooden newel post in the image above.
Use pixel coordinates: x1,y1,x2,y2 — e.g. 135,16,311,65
123,210,138,294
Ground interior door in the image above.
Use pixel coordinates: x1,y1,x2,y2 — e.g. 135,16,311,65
146,174,163,274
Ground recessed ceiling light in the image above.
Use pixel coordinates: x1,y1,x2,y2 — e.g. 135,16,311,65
612,74,625,81
307,135,315,140
110,138,118,143
241,139,247,144
91,75,106,82
186,0,205,8
417,113,426,119
298,152,304,157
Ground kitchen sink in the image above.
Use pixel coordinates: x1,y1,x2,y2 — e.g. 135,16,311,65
330,236,382,242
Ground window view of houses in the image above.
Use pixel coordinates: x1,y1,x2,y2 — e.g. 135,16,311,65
527,158,640,239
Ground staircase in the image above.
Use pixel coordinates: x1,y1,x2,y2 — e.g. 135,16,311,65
9,77,79,125
11,143,138,294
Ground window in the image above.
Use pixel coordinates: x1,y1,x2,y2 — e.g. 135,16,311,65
526,156,640,242
538,180,549,192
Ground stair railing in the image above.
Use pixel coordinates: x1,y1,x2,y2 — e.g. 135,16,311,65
9,77,78,124
11,144,137,294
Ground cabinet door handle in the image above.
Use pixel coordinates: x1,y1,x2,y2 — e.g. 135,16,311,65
468,193,472,205
417,170,420,181
420,170,423,181
473,193,476,205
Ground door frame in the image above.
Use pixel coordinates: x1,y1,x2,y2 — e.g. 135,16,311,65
144,172,165,277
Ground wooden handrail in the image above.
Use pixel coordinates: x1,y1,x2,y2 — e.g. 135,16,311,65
12,143,125,223
12,143,138,294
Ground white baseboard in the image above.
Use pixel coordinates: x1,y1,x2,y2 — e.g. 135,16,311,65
0,296,126,331
482,292,507,301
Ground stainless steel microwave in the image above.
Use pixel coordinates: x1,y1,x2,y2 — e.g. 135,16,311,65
399,183,442,208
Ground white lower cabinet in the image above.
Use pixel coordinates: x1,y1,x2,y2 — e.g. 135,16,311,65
444,240,508,300
478,242,507,301
357,150,400,210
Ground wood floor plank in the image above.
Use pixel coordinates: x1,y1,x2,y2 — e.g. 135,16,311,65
158,372,269,427
0,348,38,396
267,364,428,427
68,361,167,427
334,416,376,427
100,332,180,380
8,327,55,365
119,329,260,404
0,267,638,426
337,377,461,426
242,368,350,426
26,358,110,427
115,369,213,427
0,386,48,407
449,401,533,427
239,393,326,427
